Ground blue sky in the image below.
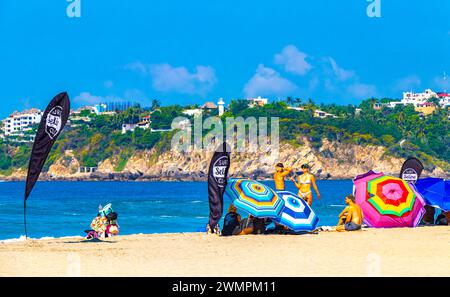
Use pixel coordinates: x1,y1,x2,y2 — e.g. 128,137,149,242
0,0,449,118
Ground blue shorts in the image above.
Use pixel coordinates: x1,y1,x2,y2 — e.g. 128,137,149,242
344,222,361,231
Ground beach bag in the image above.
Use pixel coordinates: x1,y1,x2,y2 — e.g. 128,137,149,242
221,212,240,236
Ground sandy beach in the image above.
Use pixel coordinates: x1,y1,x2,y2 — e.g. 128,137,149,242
1,226,449,277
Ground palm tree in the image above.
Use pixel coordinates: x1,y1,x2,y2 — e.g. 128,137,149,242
285,96,294,106
151,99,161,111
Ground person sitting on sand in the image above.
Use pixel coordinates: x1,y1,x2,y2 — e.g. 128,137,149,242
222,203,265,236
337,206,349,226
238,215,255,235
105,212,120,237
221,204,242,236
274,163,292,191
291,164,320,206
87,212,108,239
336,194,363,232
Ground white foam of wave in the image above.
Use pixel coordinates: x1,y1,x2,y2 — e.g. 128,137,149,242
195,216,207,219
0,235,83,244
330,204,346,207
190,200,202,204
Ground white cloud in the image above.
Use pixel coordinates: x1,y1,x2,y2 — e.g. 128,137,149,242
73,92,103,105
127,62,217,96
125,61,217,96
394,75,421,91
149,64,217,96
347,83,377,99
125,61,148,75
244,64,297,97
328,58,355,81
274,45,312,76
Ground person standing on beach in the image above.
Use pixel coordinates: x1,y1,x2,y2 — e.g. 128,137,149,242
291,164,320,206
336,194,363,232
274,163,292,191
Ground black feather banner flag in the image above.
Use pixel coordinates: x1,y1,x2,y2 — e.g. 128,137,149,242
207,142,231,232
399,157,424,184
24,92,70,237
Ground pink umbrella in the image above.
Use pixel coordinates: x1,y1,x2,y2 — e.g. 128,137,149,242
354,171,426,228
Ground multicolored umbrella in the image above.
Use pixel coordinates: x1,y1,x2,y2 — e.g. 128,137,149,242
275,191,319,231
225,179,284,218
416,178,450,211
354,171,425,228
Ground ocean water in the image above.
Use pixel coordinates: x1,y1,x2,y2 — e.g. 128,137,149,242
0,180,354,240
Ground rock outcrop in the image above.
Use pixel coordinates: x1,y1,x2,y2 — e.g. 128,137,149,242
1,139,448,181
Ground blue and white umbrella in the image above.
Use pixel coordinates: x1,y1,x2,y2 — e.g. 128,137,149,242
275,191,319,231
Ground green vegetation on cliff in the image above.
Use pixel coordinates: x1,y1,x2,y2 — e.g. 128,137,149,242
0,97,449,174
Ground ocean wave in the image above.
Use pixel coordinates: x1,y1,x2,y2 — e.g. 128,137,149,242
160,215,178,218
330,204,346,207
190,200,203,204
0,235,83,243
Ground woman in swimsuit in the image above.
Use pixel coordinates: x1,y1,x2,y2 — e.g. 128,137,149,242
291,164,320,206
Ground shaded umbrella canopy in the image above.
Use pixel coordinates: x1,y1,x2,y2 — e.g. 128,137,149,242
354,171,425,228
275,191,319,232
225,179,284,218
416,178,450,211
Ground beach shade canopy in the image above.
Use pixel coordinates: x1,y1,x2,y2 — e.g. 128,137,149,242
99,203,113,217
415,178,450,211
225,179,284,218
354,171,425,228
275,191,319,232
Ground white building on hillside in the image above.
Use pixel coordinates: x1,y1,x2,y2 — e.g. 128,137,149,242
437,92,450,107
2,108,43,136
121,121,150,134
314,110,338,119
182,108,203,117
388,89,448,108
248,96,268,107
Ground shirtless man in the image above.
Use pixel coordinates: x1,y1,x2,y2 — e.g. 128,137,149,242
274,163,292,191
336,194,363,232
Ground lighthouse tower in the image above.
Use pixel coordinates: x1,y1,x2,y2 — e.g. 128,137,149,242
218,98,225,116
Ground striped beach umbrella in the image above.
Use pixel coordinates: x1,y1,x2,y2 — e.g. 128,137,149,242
225,179,284,218
275,191,319,231
354,171,425,228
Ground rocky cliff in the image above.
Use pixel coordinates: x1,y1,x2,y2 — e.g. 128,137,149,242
1,139,447,181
